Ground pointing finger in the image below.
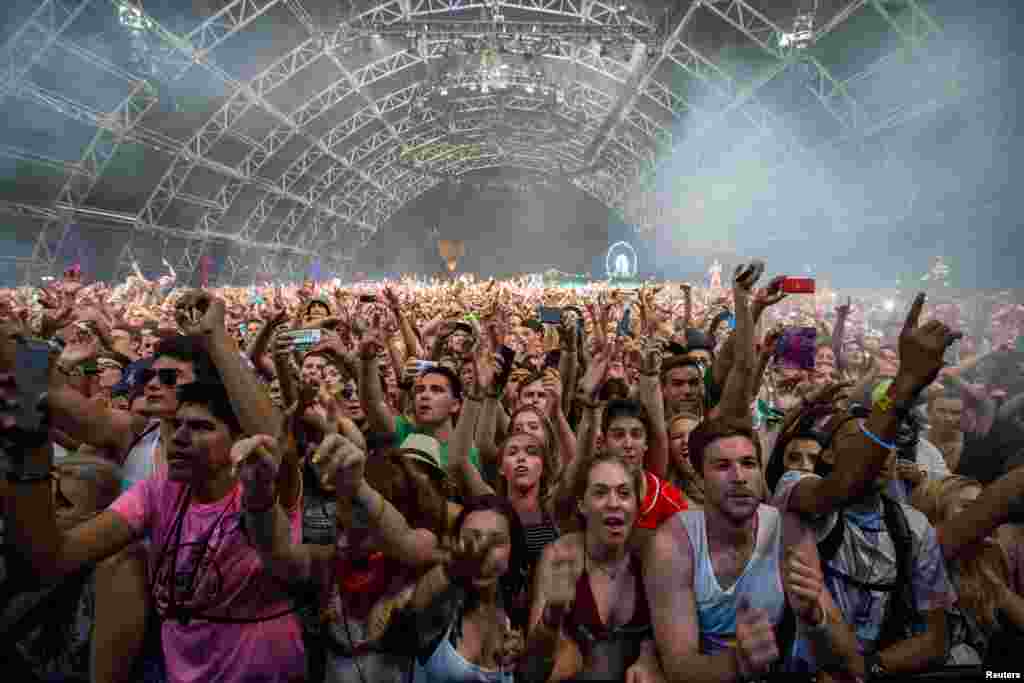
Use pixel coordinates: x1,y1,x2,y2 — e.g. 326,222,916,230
903,293,926,335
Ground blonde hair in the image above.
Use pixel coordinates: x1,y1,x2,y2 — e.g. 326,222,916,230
666,413,705,505
911,475,1004,628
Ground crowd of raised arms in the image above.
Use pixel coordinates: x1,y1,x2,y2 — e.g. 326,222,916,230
1,260,1024,683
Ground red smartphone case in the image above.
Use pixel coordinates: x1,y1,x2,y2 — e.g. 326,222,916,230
782,277,816,294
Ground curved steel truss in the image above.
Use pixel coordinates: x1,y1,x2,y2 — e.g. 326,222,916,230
0,0,974,283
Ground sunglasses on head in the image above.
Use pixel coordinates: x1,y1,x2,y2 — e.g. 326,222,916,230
138,368,180,387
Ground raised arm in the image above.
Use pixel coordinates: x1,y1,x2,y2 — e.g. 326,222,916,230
832,298,851,372
935,464,1024,561
449,366,494,498
383,286,423,360
48,336,146,456
637,338,668,479
357,332,396,435
235,434,333,585
521,541,580,683
4,429,137,583
713,263,760,421
174,291,280,438
788,294,961,518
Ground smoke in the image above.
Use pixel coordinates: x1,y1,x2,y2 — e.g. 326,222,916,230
642,0,1022,289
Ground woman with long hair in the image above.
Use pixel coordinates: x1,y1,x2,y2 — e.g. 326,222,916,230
666,412,704,507
911,475,1024,665
522,453,663,683
236,432,532,683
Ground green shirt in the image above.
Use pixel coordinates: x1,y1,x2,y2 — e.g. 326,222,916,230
393,415,482,471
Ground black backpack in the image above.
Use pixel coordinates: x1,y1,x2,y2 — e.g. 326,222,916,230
775,494,920,669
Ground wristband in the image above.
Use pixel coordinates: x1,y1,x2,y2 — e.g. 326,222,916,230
857,420,896,451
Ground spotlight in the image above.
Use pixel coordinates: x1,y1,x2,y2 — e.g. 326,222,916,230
883,299,896,312
439,86,449,95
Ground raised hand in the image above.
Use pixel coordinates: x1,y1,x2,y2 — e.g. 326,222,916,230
541,544,579,612
557,315,577,351
542,368,562,418
639,337,663,377
579,340,616,399
382,285,401,311
735,596,780,679
311,432,366,497
60,324,101,367
753,276,787,315
733,260,766,296
804,380,855,408
445,533,501,587
174,289,226,338
231,434,281,512
497,621,526,669
358,309,386,359
782,547,826,625
896,293,962,390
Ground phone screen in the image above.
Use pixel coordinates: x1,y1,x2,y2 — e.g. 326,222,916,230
283,328,323,353
774,327,817,370
14,338,51,433
494,345,516,390
617,305,632,337
538,306,562,325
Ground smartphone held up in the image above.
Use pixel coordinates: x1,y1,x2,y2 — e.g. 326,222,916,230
781,277,816,294
774,327,818,371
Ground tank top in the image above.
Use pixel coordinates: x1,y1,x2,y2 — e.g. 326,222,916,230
679,505,785,655
121,420,165,492
412,620,515,683
562,553,653,681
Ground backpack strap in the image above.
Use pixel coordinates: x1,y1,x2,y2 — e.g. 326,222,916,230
877,495,920,648
818,510,846,565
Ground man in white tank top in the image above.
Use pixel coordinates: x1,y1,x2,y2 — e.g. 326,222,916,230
641,418,864,682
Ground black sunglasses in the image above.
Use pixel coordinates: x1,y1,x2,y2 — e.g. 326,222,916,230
138,368,181,387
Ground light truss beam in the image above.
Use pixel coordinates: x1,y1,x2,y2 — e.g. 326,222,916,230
10,78,374,236
352,0,654,28
113,1,403,282
221,51,439,248
584,0,702,165
24,79,160,283
128,2,403,211
0,199,323,258
0,0,94,105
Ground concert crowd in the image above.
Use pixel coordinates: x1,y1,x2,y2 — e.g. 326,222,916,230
0,260,1023,683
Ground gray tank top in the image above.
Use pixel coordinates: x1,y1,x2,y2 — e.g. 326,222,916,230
121,420,162,492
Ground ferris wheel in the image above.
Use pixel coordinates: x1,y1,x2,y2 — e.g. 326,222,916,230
606,241,637,279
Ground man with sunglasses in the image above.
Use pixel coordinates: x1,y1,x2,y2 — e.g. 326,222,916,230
50,335,200,491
